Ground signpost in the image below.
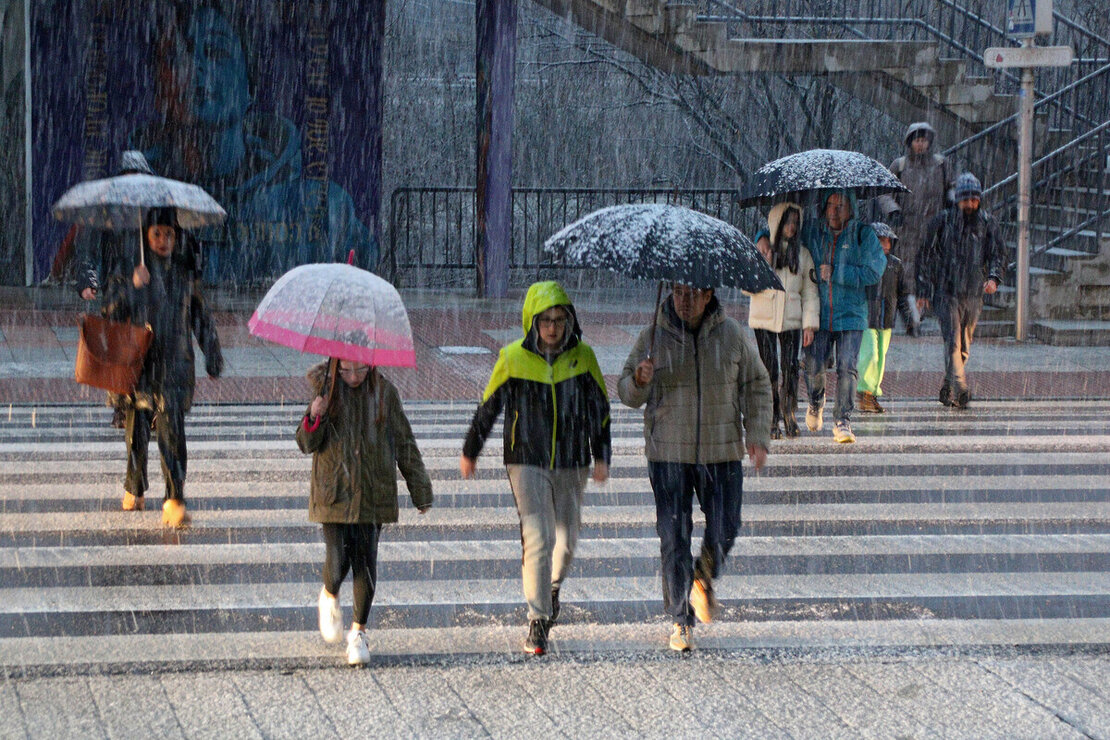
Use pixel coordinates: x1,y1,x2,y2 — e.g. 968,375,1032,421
985,0,1070,341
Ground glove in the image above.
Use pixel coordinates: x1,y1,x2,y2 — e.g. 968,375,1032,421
205,350,224,378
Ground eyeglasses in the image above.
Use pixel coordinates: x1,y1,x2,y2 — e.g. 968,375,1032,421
339,365,370,376
537,317,568,328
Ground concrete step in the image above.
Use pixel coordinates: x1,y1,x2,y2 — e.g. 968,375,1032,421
712,39,937,74
1031,319,1110,346
946,99,1013,125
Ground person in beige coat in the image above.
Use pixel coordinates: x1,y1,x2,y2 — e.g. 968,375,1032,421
747,202,819,438
618,285,772,652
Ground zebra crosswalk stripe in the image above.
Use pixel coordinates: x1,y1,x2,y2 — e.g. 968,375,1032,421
0,400,1108,673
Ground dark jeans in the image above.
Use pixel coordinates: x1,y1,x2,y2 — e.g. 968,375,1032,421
934,294,982,395
322,522,383,626
648,461,744,627
754,328,801,426
803,329,863,424
125,403,187,501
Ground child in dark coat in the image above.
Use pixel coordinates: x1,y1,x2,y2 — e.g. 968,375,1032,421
857,222,907,414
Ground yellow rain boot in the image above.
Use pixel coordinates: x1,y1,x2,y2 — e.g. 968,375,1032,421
121,492,144,511
162,499,191,528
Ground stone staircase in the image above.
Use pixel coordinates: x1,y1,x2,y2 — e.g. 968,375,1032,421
532,0,1110,343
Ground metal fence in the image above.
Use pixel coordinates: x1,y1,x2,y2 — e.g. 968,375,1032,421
386,187,760,288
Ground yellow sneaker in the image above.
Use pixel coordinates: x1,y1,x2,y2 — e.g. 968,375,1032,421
161,499,191,528
121,492,144,511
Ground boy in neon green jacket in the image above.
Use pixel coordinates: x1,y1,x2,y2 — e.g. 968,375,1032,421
461,281,611,655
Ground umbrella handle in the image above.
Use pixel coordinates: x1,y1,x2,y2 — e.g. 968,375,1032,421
325,356,339,410
137,225,145,268
646,280,663,360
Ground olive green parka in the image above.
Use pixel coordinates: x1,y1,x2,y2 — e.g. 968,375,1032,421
296,362,432,524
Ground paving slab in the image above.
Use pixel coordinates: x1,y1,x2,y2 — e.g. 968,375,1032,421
159,672,264,740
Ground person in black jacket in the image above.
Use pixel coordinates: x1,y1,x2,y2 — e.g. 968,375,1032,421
857,222,907,414
916,173,1005,409
103,207,223,526
460,281,610,655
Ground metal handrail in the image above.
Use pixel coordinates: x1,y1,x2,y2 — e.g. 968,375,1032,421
985,119,1110,195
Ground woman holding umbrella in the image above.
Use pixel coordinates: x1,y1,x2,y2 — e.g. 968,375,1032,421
103,207,224,526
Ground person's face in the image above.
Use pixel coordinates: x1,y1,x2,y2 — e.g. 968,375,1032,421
879,236,893,255
825,193,850,232
146,225,176,257
958,196,980,215
780,210,799,240
671,284,713,325
186,9,250,125
338,361,370,388
535,307,568,350
911,135,931,155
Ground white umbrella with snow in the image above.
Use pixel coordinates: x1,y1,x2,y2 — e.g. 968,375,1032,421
738,148,909,208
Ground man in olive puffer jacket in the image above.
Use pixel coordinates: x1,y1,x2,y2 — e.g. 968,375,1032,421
618,284,771,652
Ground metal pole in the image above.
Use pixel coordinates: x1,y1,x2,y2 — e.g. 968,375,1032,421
1014,38,1035,342
23,0,33,286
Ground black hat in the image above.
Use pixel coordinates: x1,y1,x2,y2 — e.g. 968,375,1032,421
144,207,178,229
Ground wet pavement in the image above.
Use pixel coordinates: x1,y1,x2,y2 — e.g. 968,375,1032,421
2,285,1109,405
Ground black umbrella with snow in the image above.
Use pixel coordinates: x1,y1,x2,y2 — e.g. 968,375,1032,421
738,148,909,208
543,204,782,292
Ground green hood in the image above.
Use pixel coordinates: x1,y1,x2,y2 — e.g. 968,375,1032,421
521,281,572,334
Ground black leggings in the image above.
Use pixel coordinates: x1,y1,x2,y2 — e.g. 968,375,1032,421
321,523,382,626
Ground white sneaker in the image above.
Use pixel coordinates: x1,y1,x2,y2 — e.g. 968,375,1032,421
669,623,694,652
318,587,342,644
346,628,370,666
806,404,824,432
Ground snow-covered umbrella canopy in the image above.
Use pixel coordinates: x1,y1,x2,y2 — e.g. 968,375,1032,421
544,204,782,292
51,173,226,231
738,148,909,208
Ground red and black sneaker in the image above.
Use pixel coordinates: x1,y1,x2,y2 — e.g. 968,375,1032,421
523,619,549,655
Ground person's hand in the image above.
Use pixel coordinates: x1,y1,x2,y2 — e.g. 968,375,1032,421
592,461,609,483
756,236,772,264
747,444,768,471
459,455,477,479
819,264,832,282
81,287,96,301
309,395,328,419
633,359,654,388
417,505,431,515
917,297,929,313
802,328,814,347
983,279,998,295
132,264,150,288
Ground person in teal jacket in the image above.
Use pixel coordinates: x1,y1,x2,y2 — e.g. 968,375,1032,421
801,190,886,443
461,281,611,655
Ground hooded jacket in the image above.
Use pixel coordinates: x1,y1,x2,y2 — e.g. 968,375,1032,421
878,122,954,257
916,205,1006,301
296,362,432,524
802,190,886,332
463,281,611,469
617,295,772,464
746,202,819,333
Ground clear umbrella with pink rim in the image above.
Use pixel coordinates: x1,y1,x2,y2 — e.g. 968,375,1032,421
248,262,415,369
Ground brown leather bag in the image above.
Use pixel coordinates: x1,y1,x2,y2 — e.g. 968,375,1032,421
74,314,153,395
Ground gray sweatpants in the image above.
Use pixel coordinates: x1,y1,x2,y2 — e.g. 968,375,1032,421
506,464,589,621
